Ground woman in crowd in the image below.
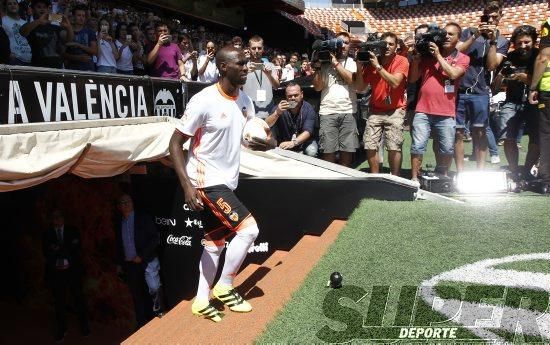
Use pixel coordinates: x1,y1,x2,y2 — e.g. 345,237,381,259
114,23,134,75
96,19,119,73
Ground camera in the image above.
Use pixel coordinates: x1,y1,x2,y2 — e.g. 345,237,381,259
500,61,516,78
415,26,447,57
356,34,388,62
312,38,344,62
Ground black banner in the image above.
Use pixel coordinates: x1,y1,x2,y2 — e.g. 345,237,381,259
0,66,187,125
332,0,361,4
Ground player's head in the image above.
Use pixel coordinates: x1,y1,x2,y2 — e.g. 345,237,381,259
216,46,248,86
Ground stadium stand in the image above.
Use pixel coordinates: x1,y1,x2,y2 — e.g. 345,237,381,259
304,0,549,38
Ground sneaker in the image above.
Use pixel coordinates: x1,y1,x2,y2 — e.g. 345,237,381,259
191,300,224,322
463,133,472,142
213,284,252,312
517,143,522,149
497,139,504,146
490,156,501,164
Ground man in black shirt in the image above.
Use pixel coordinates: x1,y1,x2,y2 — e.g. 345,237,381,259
20,0,74,69
492,25,539,178
266,83,318,156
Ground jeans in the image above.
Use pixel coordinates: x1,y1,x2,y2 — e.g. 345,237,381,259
144,257,161,294
411,113,456,155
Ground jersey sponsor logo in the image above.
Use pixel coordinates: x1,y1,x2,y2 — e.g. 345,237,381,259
154,89,176,117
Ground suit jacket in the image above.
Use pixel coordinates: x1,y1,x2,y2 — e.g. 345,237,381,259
115,211,159,265
42,225,84,279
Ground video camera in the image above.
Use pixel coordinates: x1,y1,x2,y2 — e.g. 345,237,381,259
356,33,387,62
500,61,516,78
312,38,344,63
416,25,447,57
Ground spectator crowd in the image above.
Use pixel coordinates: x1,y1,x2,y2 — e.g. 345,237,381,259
1,0,549,185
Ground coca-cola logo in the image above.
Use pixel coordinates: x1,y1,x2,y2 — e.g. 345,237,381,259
166,234,193,246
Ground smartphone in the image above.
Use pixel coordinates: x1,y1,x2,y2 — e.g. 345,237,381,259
480,14,489,23
100,25,108,35
287,100,298,109
164,34,172,44
252,62,264,71
49,13,62,23
126,34,132,42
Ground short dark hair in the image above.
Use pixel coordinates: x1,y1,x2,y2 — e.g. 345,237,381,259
484,1,502,14
414,24,429,35
511,25,538,45
155,21,169,30
115,22,128,39
380,32,398,43
445,22,462,34
72,4,87,15
30,0,51,8
285,82,302,92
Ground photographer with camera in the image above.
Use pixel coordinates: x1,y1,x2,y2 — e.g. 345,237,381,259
492,25,539,179
312,31,358,167
409,23,470,181
354,32,409,176
455,1,509,171
147,22,185,80
197,41,219,83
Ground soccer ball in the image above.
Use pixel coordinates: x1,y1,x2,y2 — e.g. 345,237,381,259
243,117,269,142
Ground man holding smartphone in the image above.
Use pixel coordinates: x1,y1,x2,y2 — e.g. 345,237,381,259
20,0,74,69
147,22,185,80
455,1,509,171
64,4,97,71
265,82,318,156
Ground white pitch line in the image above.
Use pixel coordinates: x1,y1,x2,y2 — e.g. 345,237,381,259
419,253,550,342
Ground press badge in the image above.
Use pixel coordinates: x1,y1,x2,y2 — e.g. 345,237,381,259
256,90,267,102
444,80,455,94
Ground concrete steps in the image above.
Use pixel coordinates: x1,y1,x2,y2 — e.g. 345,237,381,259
123,220,346,345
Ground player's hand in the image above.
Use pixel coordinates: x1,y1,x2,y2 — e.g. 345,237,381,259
279,141,295,150
247,135,276,151
183,184,204,211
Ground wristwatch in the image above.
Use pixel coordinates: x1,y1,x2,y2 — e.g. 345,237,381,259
292,138,299,146
489,41,497,46
375,64,383,71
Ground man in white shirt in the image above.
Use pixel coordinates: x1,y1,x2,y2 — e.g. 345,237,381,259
313,31,358,167
169,46,275,322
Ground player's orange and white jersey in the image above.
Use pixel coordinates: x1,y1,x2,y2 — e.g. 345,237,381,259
175,83,255,191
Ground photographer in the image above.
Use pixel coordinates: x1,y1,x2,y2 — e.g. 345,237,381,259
528,22,550,188
20,0,74,69
147,22,185,80
265,83,318,157
409,23,470,181
354,32,409,176
492,25,539,179
455,1,509,171
312,31,358,167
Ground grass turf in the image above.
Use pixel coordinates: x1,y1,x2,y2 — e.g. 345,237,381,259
494,259,550,274
257,196,550,343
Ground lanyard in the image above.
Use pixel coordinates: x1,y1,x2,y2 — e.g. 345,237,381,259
287,110,302,135
253,70,263,87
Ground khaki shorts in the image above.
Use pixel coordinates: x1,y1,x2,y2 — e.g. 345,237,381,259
364,108,405,151
319,113,359,153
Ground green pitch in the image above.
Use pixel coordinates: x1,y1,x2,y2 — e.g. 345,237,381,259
258,134,549,344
